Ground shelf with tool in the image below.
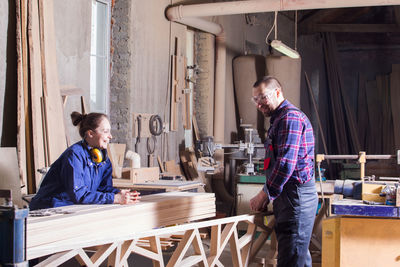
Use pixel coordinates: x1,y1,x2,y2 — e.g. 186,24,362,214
316,151,400,207
317,151,400,267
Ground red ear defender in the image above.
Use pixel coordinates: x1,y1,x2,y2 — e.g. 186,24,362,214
91,148,103,163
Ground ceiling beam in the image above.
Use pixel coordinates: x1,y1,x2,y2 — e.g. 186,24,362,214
394,6,400,25
308,23,400,33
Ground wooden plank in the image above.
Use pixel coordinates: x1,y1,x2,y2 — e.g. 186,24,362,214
323,32,362,154
107,143,126,178
192,115,200,142
179,149,199,180
60,86,85,147
165,160,183,176
28,207,217,250
166,229,195,267
357,73,368,150
170,55,178,132
0,148,24,208
21,0,33,194
376,74,394,154
27,0,46,191
118,180,204,191
365,80,381,153
323,33,349,154
28,192,215,227
28,204,216,237
28,193,215,226
175,55,185,103
16,0,28,193
304,72,328,155
157,156,165,173
28,204,216,249
396,186,400,207
38,0,67,164
391,64,400,150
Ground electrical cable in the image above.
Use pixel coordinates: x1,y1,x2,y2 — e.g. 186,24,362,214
274,11,277,40
295,10,298,51
265,11,277,45
149,115,163,136
147,136,156,154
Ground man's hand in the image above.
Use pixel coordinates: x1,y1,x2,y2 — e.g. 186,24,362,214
114,189,141,204
250,189,270,212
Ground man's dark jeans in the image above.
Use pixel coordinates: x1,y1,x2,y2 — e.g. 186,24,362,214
273,178,318,267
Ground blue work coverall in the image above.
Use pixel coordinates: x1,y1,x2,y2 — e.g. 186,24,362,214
29,141,119,210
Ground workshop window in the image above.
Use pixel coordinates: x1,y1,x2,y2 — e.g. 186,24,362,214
90,0,111,113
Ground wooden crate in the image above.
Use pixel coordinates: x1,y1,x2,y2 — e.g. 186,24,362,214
322,216,400,267
113,167,159,187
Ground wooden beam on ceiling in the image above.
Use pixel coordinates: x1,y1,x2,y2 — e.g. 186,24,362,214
336,32,400,45
394,6,400,26
309,23,400,33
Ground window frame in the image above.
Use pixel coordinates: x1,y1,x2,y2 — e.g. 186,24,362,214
90,0,111,114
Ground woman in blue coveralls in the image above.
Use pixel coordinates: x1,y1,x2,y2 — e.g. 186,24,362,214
29,112,140,210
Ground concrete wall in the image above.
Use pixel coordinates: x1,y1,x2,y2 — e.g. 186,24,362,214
115,0,186,165
54,0,91,144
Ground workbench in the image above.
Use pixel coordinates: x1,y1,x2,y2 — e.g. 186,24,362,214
322,198,400,267
24,191,264,267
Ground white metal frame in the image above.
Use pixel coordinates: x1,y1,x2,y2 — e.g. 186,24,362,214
90,0,111,115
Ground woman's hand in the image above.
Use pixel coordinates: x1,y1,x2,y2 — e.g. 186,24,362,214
114,189,141,204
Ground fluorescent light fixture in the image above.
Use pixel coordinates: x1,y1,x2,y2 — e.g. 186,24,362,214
271,40,300,59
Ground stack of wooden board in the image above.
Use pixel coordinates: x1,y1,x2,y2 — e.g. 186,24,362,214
16,0,68,194
27,192,215,256
323,33,360,154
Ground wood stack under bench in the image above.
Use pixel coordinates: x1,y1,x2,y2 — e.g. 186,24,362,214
27,192,215,260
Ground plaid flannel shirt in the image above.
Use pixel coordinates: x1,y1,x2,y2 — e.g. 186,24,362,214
263,100,315,200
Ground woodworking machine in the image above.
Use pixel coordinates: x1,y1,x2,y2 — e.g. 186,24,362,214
196,127,265,175
316,151,400,204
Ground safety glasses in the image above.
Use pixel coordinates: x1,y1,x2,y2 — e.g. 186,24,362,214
251,89,277,105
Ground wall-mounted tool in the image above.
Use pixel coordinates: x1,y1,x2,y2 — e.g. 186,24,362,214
134,114,142,152
149,115,163,136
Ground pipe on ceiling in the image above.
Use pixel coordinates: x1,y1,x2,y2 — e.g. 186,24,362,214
166,0,400,20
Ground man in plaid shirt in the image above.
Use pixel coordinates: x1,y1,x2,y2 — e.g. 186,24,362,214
250,76,318,267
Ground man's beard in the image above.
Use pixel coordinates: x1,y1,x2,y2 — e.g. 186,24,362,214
258,104,273,117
